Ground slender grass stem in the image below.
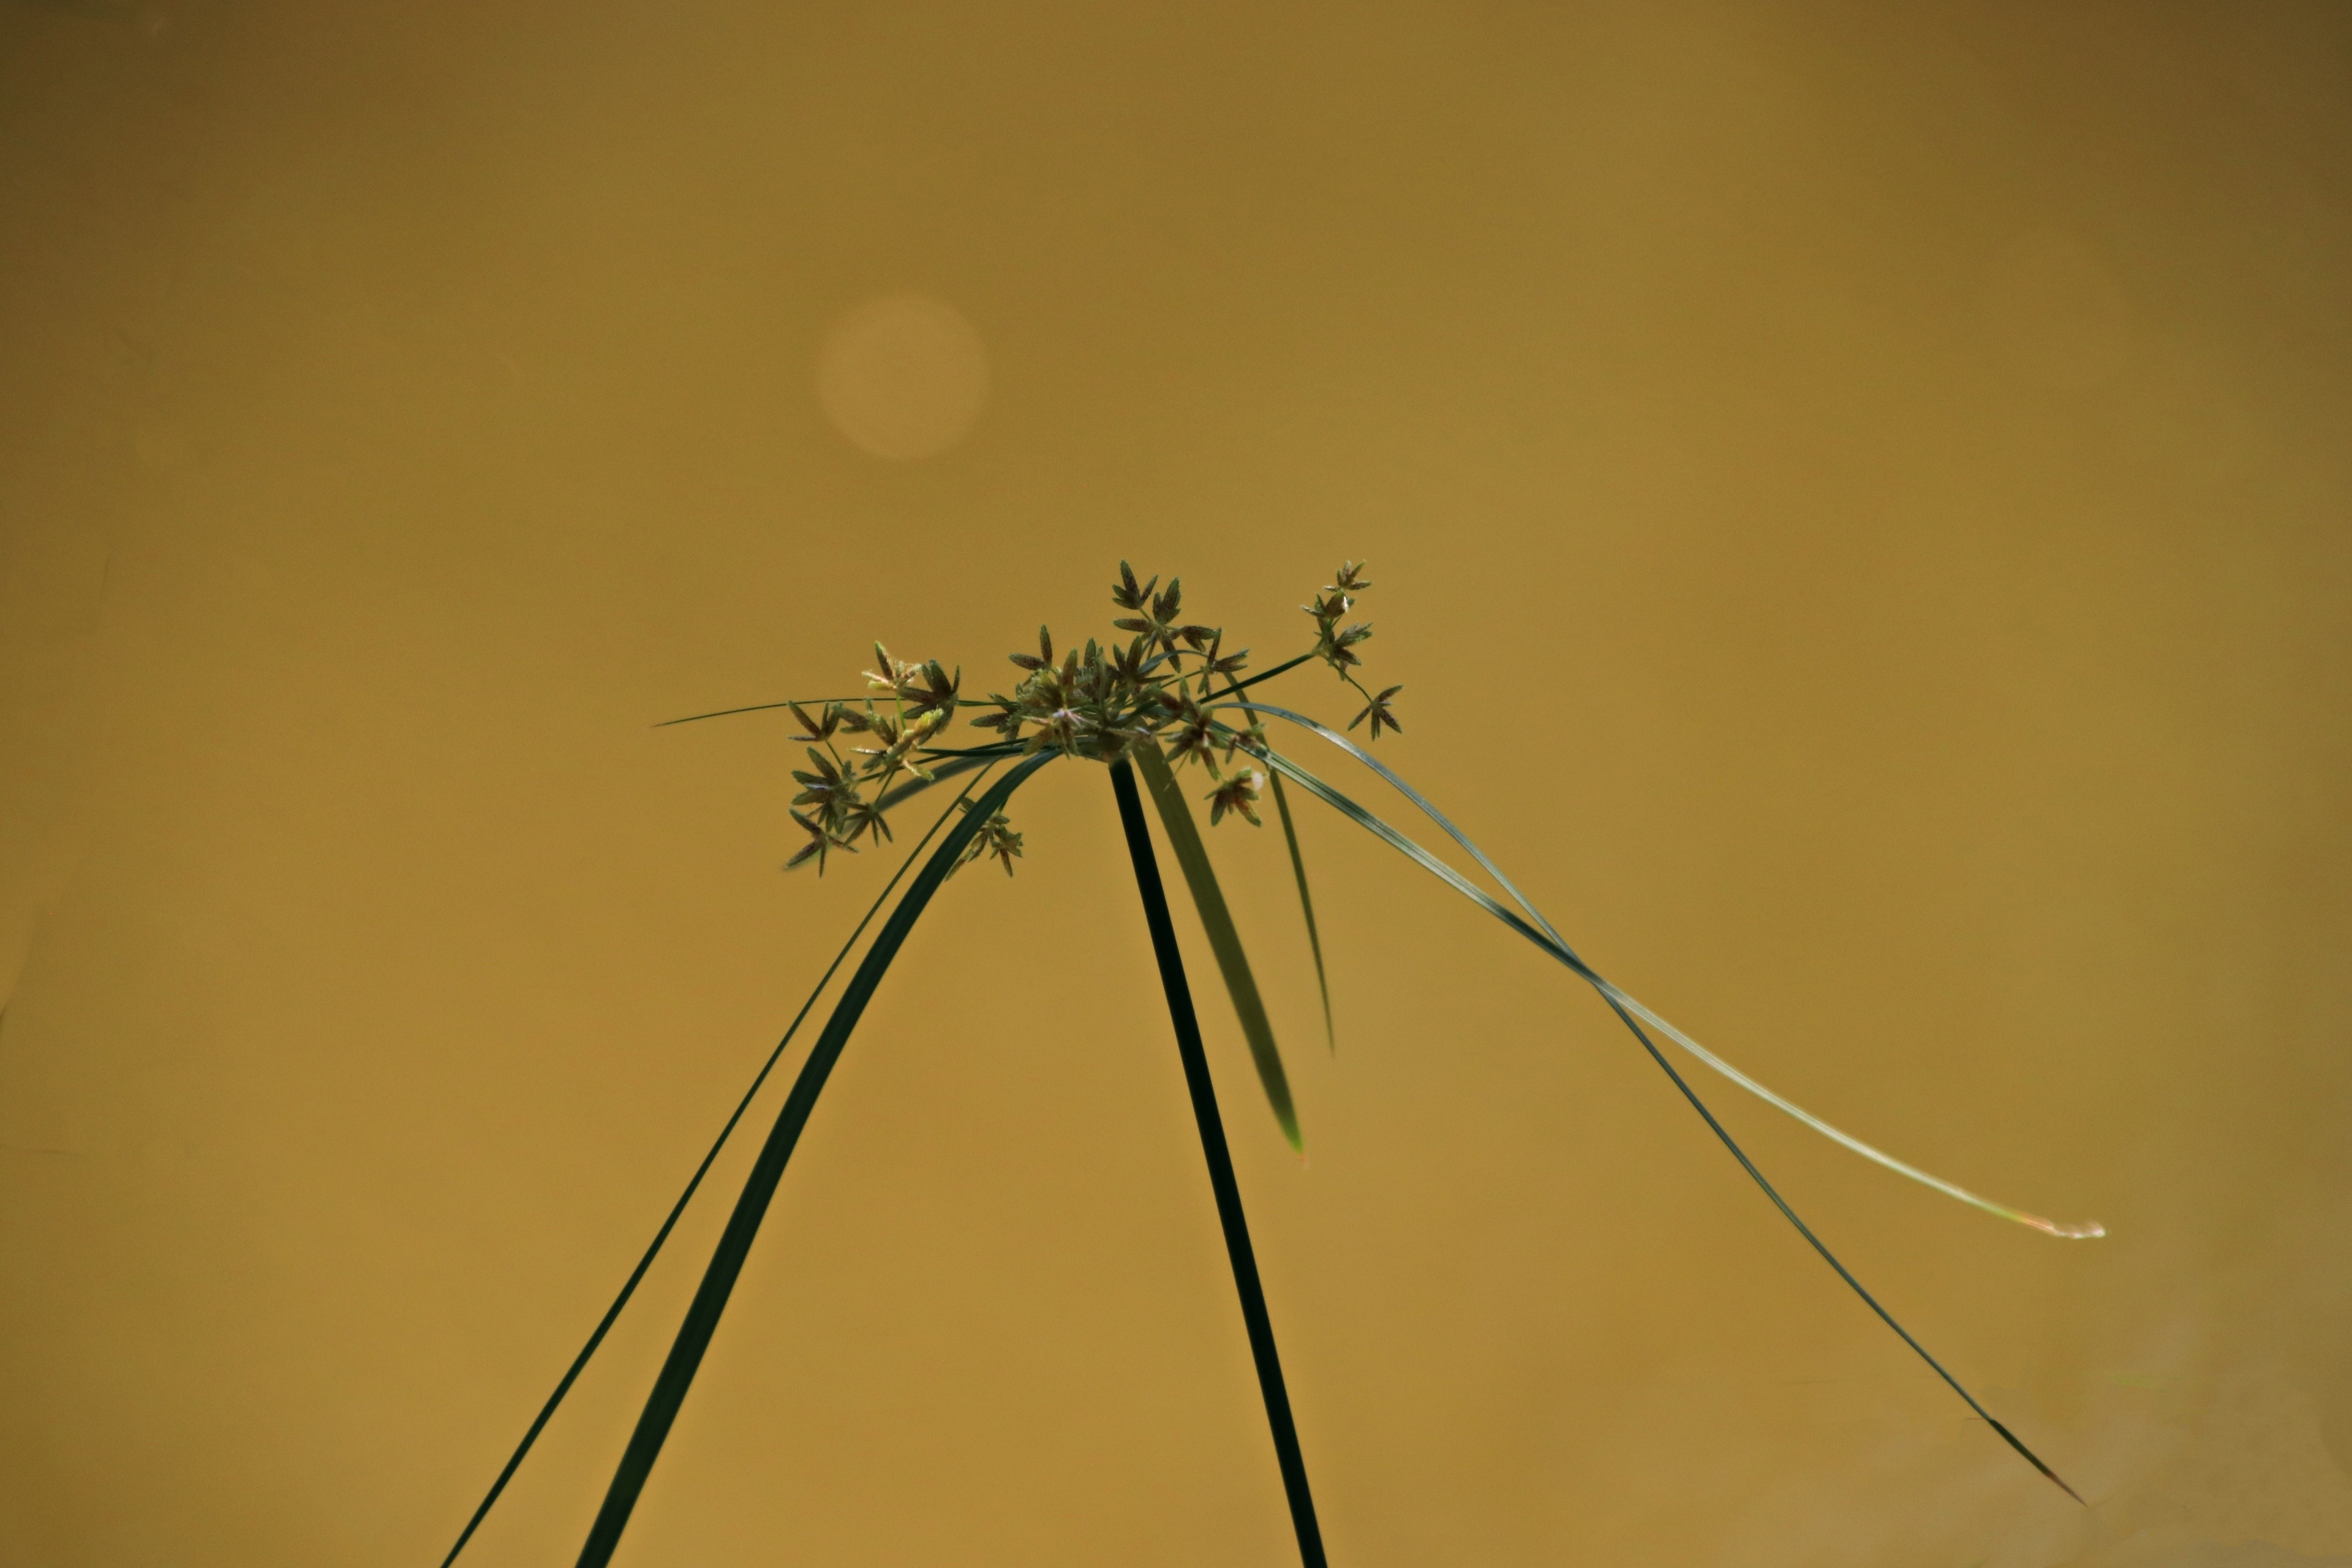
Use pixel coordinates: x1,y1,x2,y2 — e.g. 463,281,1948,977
1109,758,1328,1568
575,754,1056,1567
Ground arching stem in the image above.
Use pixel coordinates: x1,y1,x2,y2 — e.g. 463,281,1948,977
574,753,1053,1567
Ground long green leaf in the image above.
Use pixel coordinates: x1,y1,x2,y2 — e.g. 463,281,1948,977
1238,703,2103,1242
1259,744,2083,1504
1134,742,1301,1151
576,752,1058,1566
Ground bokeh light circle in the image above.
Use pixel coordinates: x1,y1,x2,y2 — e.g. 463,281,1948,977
814,293,990,461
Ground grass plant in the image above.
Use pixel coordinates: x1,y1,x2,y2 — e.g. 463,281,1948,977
439,562,2098,1567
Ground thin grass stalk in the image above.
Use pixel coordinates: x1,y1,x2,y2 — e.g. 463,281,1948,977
1109,758,1328,1568
575,753,1055,1567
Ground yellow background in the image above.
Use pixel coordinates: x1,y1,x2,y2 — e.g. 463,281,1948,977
4,4,2348,1564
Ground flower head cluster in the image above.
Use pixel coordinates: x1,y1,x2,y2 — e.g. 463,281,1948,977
790,560,1396,874
782,645,961,872
1306,560,1401,740
954,799,1025,876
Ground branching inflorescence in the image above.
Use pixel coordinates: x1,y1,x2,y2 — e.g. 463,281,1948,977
786,560,1393,876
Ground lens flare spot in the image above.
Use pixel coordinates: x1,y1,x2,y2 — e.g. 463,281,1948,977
814,293,989,462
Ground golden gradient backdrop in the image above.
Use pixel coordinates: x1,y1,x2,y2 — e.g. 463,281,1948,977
3,4,2349,1564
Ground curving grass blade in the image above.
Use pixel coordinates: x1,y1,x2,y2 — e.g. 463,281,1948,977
1237,703,2103,1241
1134,742,1302,1151
1259,743,2084,1504
575,752,1058,1567
435,761,1000,1567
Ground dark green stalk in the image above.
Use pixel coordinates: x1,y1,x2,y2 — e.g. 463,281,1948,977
436,767,993,1567
1109,758,1327,1568
575,753,1055,1568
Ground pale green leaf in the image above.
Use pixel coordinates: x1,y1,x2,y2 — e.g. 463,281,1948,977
1135,742,1301,1150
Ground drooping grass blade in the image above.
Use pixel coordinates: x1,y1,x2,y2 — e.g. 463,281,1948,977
1270,769,1335,1053
437,764,998,1567
1260,746,2084,1504
1110,759,1328,1567
1243,705,1335,1054
576,753,1058,1567
1238,703,2103,1242
1134,742,1302,1151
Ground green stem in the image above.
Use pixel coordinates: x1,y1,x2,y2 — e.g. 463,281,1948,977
1109,759,1328,1568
